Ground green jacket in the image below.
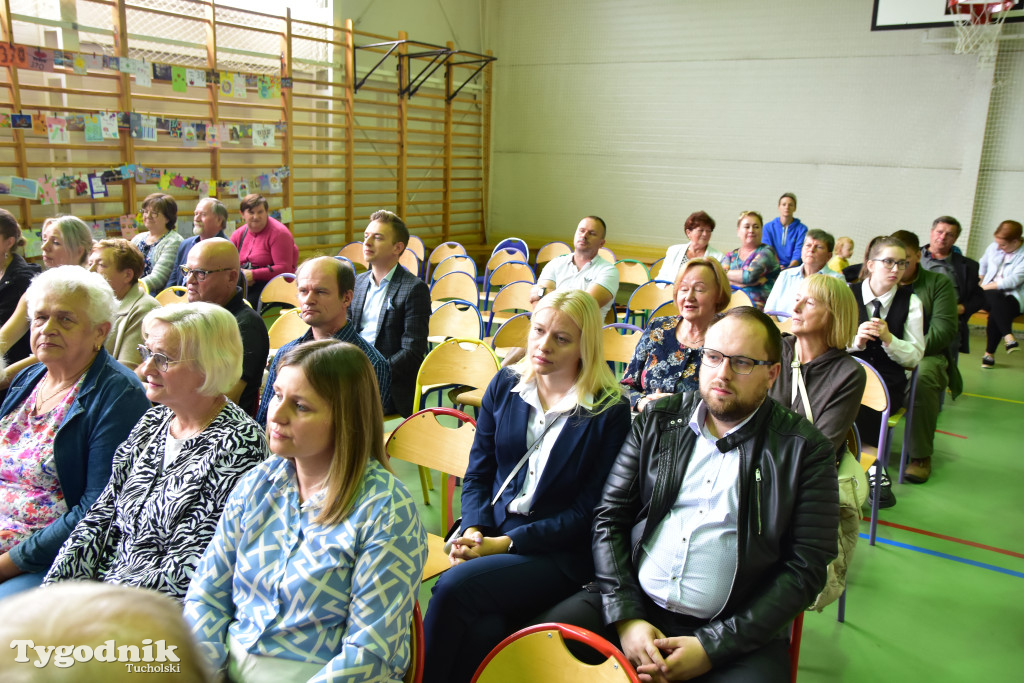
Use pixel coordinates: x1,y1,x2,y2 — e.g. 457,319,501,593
902,266,961,397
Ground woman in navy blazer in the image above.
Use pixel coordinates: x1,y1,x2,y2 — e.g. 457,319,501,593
423,290,631,683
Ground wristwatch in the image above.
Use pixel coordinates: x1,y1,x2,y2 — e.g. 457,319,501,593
507,538,516,554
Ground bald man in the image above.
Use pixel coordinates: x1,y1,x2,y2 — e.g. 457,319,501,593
184,238,269,417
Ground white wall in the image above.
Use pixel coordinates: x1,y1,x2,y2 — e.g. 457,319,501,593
483,0,1023,259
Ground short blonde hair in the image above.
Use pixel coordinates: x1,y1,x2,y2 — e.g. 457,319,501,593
273,340,389,525
801,273,858,349
0,582,212,682
674,257,731,313
515,289,623,413
738,210,763,227
142,302,242,396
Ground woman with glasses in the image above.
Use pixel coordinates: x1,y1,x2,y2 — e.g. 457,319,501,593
979,220,1024,369
131,193,183,294
623,257,731,412
654,211,725,283
0,267,150,598
43,302,267,601
847,236,924,506
721,210,780,309
87,239,160,370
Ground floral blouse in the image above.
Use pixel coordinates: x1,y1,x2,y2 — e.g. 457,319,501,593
720,245,780,309
44,402,268,600
621,316,701,409
0,376,84,553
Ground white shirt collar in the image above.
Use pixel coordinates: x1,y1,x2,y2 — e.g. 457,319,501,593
511,374,594,413
688,399,760,440
860,278,896,308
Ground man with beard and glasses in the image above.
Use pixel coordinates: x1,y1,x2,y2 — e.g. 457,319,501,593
538,307,838,682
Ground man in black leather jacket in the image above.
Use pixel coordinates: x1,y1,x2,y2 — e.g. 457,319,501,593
541,308,838,682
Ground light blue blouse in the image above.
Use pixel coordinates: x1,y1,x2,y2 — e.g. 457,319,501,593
979,241,1024,308
184,457,426,682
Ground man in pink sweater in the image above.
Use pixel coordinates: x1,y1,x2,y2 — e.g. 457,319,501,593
230,193,298,307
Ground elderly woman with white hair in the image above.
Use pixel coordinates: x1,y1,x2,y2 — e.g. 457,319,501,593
0,267,150,599
0,215,94,389
44,302,268,601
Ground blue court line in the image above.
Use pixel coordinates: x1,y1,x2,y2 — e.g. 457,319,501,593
860,533,1024,579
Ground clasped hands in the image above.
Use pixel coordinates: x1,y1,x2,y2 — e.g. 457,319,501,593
447,526,512,566
616,619,712,682
855,318,892,347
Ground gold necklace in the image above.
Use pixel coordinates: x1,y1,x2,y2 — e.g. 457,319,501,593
169,398,226,439
34,374,82,413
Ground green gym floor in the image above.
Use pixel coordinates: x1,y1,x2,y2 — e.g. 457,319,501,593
388,327,1024,681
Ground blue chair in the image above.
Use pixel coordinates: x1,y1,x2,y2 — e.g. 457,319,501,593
492,237,529,263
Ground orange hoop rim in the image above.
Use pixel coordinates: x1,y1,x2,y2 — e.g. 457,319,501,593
948,0,1016,25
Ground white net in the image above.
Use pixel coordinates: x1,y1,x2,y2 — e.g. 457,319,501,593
950,3,1011,59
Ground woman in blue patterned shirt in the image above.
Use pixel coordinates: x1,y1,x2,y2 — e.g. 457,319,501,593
185,339,427,683
622,257,731,412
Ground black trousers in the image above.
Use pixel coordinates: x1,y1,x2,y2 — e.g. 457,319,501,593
422,553,580,683
984,290,1021,354
534,590,791,683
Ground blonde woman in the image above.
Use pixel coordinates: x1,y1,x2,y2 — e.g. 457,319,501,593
423,289,632,683
185,340,426,682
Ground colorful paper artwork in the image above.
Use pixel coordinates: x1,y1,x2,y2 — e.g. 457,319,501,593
10,177,38,199
186,69,206,88
84,115,103,142
233,73,247,98
88,174,108,199
172,66,187,93
37,176,58,205
220,73,234,97
46,117,69,144
100,112,119,139
252,123,274,148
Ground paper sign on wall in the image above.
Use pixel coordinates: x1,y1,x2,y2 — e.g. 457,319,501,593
252,123,274,148
172,67,187,93
46,117,69,144
100,112,119,139
186,69,206,88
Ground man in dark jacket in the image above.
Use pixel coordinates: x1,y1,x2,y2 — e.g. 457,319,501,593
539,307,838,682
893,230,959,484
921,216,984,354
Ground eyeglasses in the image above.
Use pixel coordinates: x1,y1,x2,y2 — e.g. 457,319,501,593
141,210,162,219
180,265,233,282
137,345,191,372
700,347,775,375
870,258,910,271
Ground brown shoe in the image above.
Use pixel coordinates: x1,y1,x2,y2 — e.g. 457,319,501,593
905,458,932,484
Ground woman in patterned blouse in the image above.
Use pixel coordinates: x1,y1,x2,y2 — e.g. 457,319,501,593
185,340,427,683
44,302,268,600
0,267,150,598
622,257,732,412
721,210,781,309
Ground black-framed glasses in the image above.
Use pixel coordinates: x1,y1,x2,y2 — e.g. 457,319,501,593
870,258,910,271
180,265,232,282
137,345,191,372
700,347,775,375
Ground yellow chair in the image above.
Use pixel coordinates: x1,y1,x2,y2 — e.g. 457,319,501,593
649,300,678,319
154,286,187,306
399,248,420,276
486,281,535,335
431,254,477,282
624,281,674,328
267,309,310,356
407,234,426,266
430,272,481,311
429,300,483,344
412,339,500,505
484,312,531,360
725,289,754,310
598,246,616,263
386,407,476,535
258,273,299,314
471,623,639,683
534,240,571,270
337,242,367,271
601,324,644,366
427,241,467,280
615,259,650,287
481,261,535,309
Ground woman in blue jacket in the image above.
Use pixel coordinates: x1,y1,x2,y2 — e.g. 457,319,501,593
0,267,150,598
422,289,632,683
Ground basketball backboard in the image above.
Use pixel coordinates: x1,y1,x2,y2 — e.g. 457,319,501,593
872,0,1024,30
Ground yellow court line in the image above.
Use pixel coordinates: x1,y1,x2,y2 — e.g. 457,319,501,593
960,392,1024,405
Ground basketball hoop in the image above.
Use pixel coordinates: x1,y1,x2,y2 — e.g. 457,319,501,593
948,1,1014,55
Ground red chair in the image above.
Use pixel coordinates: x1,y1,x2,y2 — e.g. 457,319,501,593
404,603,425,683
471,622,639,683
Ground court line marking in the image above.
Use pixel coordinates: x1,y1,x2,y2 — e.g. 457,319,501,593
935,429,967,439
960,391,1024,405
859,534,1024,579
861,519,1024,560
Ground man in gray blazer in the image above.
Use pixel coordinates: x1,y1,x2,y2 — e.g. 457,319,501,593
349,210,430,417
